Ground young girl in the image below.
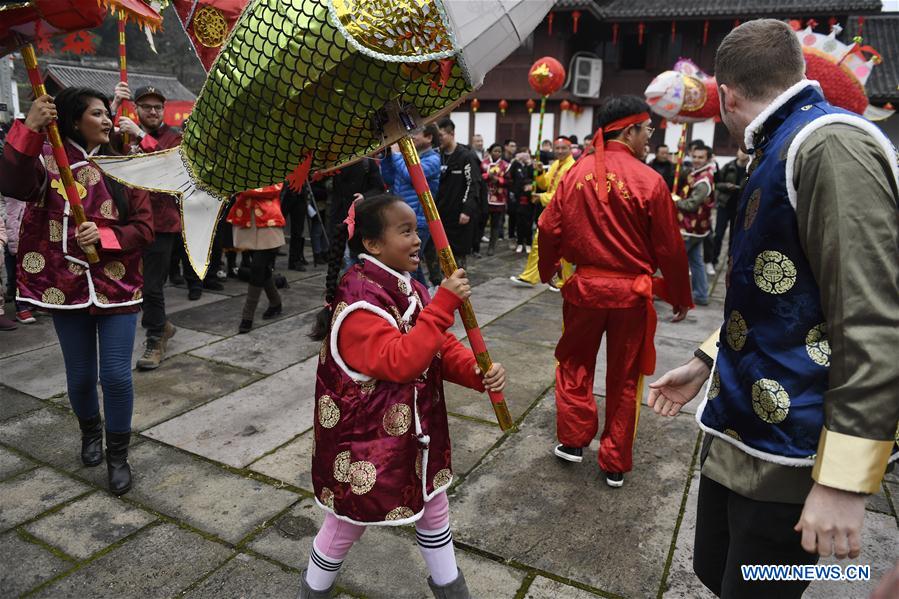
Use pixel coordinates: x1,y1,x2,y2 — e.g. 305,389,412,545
302,194,505,599
480,144,509,256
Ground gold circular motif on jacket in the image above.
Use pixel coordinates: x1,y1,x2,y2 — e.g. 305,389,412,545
432,468,452,489
724,428,742,441
333,450,351,483
415,451,423,478
48,220,63,242
330,301,348,327
348,461,377,495
743,189,761,230
76,165,102,187
805,324,830,367
192,5,228,47
103,261,126,281
100,199,117,219
318,395,341,429
95,292,109,304
708,368,720,400
41,287,66,305
320,487,335,509
132,289,142,301
725,310,748,351
382,404,412,436
753,251,796,295
67,262,85,276
751,378,790,424
44,155,60,175
385,506,415,521
397,278,411,296
22,251,46,274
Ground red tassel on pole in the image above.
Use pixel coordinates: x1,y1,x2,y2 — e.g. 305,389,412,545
638,22,645,46
547,12,554,36
703,20,710,46
858,16,865,36
828,17,838,32
572,10,581,34
612,23,619,45
671,21,676,43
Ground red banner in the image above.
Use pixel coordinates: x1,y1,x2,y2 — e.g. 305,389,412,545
172,0,248,71
164,100,195,127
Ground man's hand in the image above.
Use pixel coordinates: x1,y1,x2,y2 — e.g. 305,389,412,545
24,95,56,132
795,483,866,559
75,221,100,249
671,305,689,322
459,213,471,225
110,81,132,114
117,116,143,139
648,357,710,416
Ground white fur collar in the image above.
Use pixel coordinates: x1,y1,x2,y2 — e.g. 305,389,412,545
743,80,823,151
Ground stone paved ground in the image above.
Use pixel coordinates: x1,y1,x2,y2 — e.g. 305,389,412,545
1,245,896,598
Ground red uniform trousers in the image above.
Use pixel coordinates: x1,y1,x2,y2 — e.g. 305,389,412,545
555,301,646,473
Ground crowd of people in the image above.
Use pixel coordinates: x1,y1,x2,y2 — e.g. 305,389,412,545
1,17,897,599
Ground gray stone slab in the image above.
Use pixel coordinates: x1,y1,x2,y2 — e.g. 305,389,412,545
0,467,90,531
122,441,298,543
444,336,557,423
886,482,899,520
867,486,894,516
525,576,602,599
25,492,156,559
32,522,232,599
0,445,34,480
248,499,526,598
805,511,899,598
481,300,564,349
0,383,44,421
450,393,699,598
130,354,260,431
0,344,66,399
249,430,313,492
655,299,725,345
164,284,232,311
183,553,299,599
190,310,322,374
448,277,549,340
170,285,323,336
130,324,222,369
144,357,317,469
0,316,58,359
662,471,716,599
0,530,71,597
446,414,504,477
0,407,91,471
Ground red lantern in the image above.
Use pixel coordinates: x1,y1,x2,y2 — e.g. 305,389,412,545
528,56,566,96
572,10,580,34
638,22,646,46
470,98,480,113
526,98,537,113
560,99,571,112
571,102,580,115
498,99,509,116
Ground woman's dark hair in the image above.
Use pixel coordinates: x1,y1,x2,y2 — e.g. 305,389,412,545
596,95,651,142
487,143,502,154
309,194,404,341
54,87,129,222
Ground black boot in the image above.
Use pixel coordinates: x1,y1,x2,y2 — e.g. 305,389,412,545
106,431,132,496
78,414,103,466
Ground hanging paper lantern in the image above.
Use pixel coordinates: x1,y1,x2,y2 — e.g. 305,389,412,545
526,98,537,113
528,56,566,96
789,19,802,31
470,98,480,113
572,10,581,34
638,22,646,46
571,102,580,115
612,23,619,45
702,20,710,45
560,99,571,112
498,98,509,116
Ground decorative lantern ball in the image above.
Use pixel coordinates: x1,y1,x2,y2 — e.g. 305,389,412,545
528,56,566,96
526,98,537,113
560,99,571,112
498,99,509,115
571,102,580,114
470,98,480,113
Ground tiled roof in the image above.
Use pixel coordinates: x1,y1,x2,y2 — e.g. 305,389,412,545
845,15,899,102
44,63,196,101
554,0,884,20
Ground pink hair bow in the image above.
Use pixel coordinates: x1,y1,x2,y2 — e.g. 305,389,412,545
344,198,359,239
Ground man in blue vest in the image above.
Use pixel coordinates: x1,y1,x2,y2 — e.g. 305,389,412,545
648,19,899,598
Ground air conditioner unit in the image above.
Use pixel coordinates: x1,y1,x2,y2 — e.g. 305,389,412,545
571,56,603,98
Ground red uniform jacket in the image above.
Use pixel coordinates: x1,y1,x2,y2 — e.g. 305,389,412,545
227,184,286,228
130,124,183,234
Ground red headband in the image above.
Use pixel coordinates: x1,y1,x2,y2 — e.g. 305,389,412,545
592,112,651,203
554,137,572,146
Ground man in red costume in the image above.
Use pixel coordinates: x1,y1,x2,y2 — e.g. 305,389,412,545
538,95,693,488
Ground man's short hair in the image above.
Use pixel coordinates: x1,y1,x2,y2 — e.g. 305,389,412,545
596,95,651,141
503,139,516,147
655,143,668,152
691,144,711,158
716,19,805,101
422,123,440,145
437,117,455,133
688,139,706,150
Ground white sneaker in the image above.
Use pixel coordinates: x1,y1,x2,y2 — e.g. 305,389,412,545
705,263,716,276
525,246,532,254
481,236,489,243
515,245,524,254
509,276,534,288
548,285,561,293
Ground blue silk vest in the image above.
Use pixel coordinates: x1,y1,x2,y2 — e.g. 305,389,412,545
697,84,893,465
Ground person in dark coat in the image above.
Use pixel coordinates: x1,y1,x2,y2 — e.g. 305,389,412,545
327,157,385,270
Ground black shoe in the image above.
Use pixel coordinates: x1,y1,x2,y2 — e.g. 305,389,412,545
298,255,309,265
288,263,307,272
188,287,202,301
238,319,253,333
313,253,326,267
203,279,225,291
487,248,495,256
106,431,132,496
78,414,103,467
227,267,239,279
605,472,624,488
553,444,583,463
262,304,282,320
170,273,185,287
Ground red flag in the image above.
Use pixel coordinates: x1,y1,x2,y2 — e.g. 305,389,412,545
172,0,248,71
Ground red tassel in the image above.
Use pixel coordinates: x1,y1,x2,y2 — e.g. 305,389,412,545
733,19,740,29
287,154,313,192
828,17,838,32
572,10,580,34
638,22,645,46
612,23,619,46
660,119,667,130
671,21,676,43
548,12,554,36
806,18,818,30
858,16,865,36
702,20,709,46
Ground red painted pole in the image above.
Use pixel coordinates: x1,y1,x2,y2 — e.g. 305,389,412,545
117,13,131,147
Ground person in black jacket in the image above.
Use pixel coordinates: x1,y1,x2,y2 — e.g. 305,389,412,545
327,157,385,270
426,117,480,284
280,183,308,271
508,151,535,253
